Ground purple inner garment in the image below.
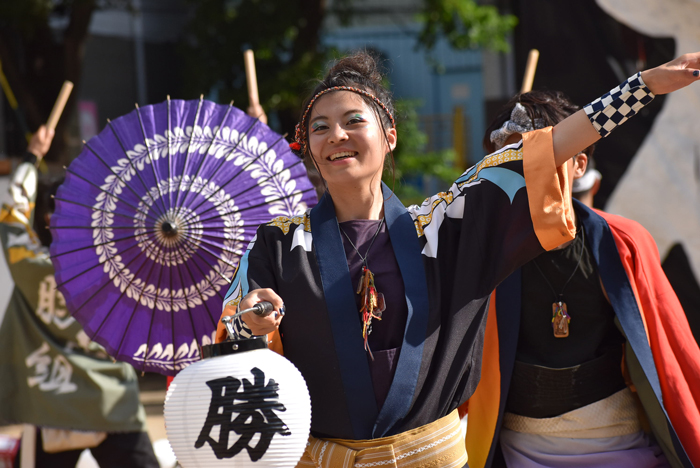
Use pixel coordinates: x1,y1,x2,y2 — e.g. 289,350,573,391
339,219,408,409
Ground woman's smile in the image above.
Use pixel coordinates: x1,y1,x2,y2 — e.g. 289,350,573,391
327,151,358,162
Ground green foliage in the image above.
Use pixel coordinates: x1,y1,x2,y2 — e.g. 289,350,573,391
385,100,462,205
179,0,333,129
418,0,518,53
179,0,517,133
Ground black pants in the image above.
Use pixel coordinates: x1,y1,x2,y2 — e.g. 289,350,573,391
14,429,159,468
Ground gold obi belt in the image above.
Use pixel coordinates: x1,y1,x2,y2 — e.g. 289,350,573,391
297,409,467,468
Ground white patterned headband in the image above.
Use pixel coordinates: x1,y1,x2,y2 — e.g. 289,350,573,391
490,103,545,148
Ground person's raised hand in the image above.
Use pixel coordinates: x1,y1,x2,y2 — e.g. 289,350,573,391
215,288,284,343
642,52,700,95
27,125,55,160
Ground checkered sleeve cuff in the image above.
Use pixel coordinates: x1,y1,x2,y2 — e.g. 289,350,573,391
232,314,255,339
583,72,655,138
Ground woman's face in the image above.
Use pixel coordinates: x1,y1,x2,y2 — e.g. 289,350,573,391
307,91,396,192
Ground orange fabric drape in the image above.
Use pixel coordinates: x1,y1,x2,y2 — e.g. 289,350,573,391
521,128,575,251
463,295,501,468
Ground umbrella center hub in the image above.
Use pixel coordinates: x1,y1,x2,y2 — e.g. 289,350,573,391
161,221,179,237
151,207,203,264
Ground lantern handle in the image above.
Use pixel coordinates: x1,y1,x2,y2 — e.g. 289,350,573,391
221,301,276,340
221,314,238,340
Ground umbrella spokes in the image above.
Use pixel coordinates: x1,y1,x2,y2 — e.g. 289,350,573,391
63,166,160,224
140,263,166,373
83,141,167,220
50,231,156,260
173,96,205,211
176,101,235,210
181,250,230,298
175,254,216,330
135,104,171,216
175,117,265,222
101,240,162,358
179,136,296,225
52,195,154,225
62,237,153,328
172,228,242,276
190,188,313,229
107,121,169,218
55,238,143,289
152,208,202,255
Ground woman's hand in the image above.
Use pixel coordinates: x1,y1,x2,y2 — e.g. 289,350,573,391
641,52,700,95
215,288,285,343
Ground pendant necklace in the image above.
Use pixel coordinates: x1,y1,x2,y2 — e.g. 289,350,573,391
339,218,386,360
532,225,585,338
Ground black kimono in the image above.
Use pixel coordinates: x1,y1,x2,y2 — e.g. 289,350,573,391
223,128,575,440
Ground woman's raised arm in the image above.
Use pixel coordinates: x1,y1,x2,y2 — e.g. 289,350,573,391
552,52,700,167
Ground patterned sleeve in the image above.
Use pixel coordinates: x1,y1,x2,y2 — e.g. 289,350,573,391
583,72,654,138
407,127,575,294
221,226,280,338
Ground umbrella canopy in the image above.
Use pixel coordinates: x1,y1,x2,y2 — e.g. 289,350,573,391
50,98,316,375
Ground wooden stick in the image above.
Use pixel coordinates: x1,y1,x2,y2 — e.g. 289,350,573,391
243,50,267,124
520,49,540,94
244,50,259,107
20,425,36,468
46,81,74,131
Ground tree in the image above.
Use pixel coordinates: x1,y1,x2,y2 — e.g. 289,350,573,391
0,0,114,162
179,0,515,196
0,0,515,163
419,0,517,53
178,0,352,132
179,0,516,132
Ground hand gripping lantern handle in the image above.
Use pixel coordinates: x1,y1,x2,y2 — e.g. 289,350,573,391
221,302,275,341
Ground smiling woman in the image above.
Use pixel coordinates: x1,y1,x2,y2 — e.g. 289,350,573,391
306,91,396,220
216,50,700,467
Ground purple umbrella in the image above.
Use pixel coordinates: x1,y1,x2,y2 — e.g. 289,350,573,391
50,98,316,376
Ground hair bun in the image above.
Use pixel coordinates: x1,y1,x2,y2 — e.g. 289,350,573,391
327,51,385,87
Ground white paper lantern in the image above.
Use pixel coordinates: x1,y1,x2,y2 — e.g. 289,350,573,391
164,338,311,467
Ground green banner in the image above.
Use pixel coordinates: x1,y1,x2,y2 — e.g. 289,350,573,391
0,200,146,432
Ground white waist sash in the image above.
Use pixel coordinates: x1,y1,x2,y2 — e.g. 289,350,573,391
503,388,641,439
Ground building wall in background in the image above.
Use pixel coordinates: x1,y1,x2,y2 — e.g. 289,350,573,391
75,0,188,135
324,24,486,166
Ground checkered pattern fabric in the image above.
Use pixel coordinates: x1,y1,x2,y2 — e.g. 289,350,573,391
231,314,254,339
584,72,655,138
